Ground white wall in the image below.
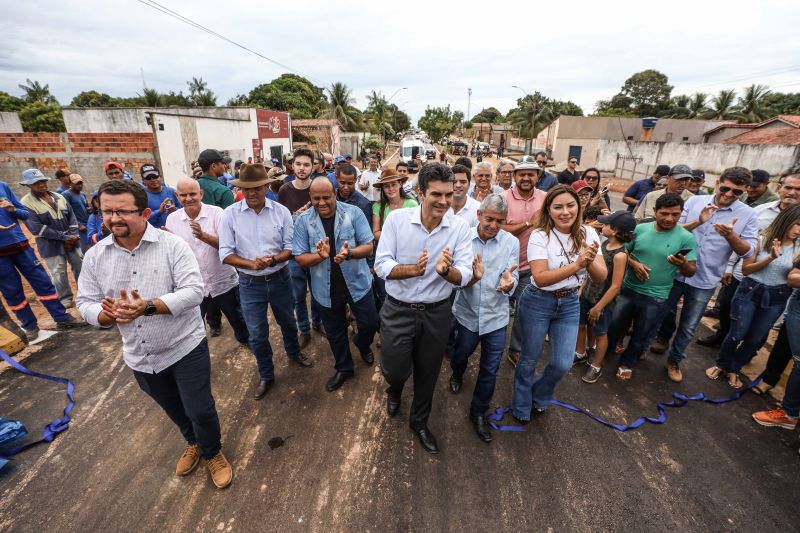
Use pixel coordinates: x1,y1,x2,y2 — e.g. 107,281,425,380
63,108,151,133
0,112,23,132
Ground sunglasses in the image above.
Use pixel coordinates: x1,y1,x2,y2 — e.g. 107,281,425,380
142,175,160,180
719,185,745,196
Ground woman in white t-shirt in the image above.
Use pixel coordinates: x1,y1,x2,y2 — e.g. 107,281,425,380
511,185,607,423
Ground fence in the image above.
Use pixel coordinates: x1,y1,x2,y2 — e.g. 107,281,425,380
613,153,658,181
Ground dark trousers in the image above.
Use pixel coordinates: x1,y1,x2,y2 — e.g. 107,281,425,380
607,287,667,369
199,285,250,344
205,297,222,329
133,339,221,459
714,277,741,339
450,323,507,416
316,291,378,375
380,298,451,430
761,321,792,386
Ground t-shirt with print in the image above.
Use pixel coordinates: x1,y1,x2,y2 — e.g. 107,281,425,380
527,225,601,291
623,221,697,299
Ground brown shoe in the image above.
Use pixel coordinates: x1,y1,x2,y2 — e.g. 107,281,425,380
650,339,668,354
666,361,683,382
207,451,233,489
507,351,520,368
176,443,200,476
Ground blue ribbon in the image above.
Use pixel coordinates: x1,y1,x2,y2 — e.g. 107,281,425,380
489,377,761,432
0,348,75,457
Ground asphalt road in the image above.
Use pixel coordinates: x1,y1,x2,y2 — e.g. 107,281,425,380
1,308,798,532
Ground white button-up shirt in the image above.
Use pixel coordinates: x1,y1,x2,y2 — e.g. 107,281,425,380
447,196,481,228
166,204,238,298
218,199,293,276
358,169,381,202
76,223,206,374
375,206,474,303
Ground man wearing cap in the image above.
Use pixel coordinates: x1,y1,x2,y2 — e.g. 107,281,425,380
358,155,382,203
293,177,377,392
219,164,312,400
55,168,72,193
166,178,249,345
688,169,707,195
623,164,671,212
19,169,83,308
61,174,91,251
197,149,235,209
0,178,86,340
499,160,547,367
744,169,778,207
634,164,695,222
140,164,181,229
105,161,129,181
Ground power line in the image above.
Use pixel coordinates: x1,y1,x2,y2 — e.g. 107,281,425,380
676,65,800,93
135,0,326,86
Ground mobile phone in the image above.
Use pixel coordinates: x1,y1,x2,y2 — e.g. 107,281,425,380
599,185,609,195
676,248,692,257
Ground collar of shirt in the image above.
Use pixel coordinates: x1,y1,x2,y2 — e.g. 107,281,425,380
178,203,210,222
509,187,543,203
98,221,161,250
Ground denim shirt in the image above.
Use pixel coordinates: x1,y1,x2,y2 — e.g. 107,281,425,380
453,228,519,335
292,201,374,307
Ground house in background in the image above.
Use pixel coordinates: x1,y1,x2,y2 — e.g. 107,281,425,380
718,115,800,145
291,119,341,155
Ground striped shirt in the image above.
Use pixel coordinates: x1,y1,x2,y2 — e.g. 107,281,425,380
76,223,206,373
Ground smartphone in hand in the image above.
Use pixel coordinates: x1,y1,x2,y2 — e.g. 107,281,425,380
676,248,693,257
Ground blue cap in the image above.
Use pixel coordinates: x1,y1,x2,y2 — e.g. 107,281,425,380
334,155,346,163
344,154,353,159
20,168,51,186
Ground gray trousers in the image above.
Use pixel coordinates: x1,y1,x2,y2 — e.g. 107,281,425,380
43,248,83,305
379,298,451,430
508,269,532,354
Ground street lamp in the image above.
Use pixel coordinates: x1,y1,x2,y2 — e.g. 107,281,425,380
388,87,407,103
512,85,536,154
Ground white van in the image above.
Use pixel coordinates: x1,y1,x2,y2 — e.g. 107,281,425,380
401,139,426,164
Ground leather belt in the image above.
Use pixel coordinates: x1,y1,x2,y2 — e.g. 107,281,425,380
532,286,579,298
388,295,449,311
238,266,287,282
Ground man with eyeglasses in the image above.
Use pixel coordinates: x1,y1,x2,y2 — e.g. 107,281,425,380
496,160,514,191
533,152,558,192
558,156,579,186
140,164,181,229
649,167,758,383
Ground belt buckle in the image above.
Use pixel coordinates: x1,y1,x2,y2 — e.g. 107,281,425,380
410,303,426,311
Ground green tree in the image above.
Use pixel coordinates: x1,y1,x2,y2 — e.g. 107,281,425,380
139,88,163,106
18,102,65,132
390,106,411,132
507,92,554,137
226,93,249,106
365,90,394,145
687,93,709,119
187,77,217,106
325,82,358,130
0,91,25,112
246,74,327,118
470,107,504,123
619,69,672,116
18,79,58,105
363,135,384,151
594,93,636,117
417,105,461,141
70,90,116,107
763,92,800,115
708,89,738,120
737,84,772,123
667,94,691,118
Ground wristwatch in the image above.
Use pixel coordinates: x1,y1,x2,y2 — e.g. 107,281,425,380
143,299,157,316
345,248,353,261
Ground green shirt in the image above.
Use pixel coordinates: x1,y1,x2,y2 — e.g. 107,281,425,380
372,198,418,220
623,222,697,299
198,174,234,209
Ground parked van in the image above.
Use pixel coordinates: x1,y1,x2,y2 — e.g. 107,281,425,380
401,139,426,164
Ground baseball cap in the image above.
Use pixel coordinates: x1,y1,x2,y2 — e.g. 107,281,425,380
571,180,593,193
197,149,225,168
514,160,541,172
222,156,232,165
334,155,346,164
691,169,706,181
668,164,693,180
69,173,84,184
597,210,637,233
140,163,161,180
20,168,51,186
750,169,770,185
104,161,123,172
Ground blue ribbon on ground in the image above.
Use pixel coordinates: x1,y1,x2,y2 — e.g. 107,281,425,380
0,349,75,457
489,377,762,432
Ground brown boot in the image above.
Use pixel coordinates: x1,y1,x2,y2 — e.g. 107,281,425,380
176,443,200,476
666,361,683,383
207,451,233,489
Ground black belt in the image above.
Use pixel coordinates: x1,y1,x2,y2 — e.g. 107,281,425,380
238,266,286,282
387,295,450,311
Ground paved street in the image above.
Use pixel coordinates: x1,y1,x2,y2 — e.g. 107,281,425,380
1,311,798,532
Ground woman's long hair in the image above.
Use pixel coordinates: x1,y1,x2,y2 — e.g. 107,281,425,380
583,167,602,199
762,204,800,252
378,180,412,228
535,184,585,254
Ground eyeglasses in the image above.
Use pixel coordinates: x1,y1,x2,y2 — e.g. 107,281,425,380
719,185,745,196
569,160,578,164
142,175,160,180
100,209,142,218
535,160,547,165
498,171,513,176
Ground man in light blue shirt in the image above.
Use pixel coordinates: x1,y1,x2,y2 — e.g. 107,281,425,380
449,194,518,443
651,167,758,382
293,178,376,392
218,163,311,400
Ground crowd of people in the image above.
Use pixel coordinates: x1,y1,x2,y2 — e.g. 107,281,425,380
1,146,799,490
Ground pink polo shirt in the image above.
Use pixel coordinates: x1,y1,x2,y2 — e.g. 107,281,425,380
502,187,546,271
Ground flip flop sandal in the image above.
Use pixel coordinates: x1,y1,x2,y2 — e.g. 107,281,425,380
616,367,632,381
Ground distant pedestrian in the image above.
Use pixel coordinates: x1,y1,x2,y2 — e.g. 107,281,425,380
622,164,670,212
533,152,559,192
557,157,579,185
196,149,235,209
358,155,381,202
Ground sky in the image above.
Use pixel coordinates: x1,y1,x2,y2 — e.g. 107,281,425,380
2,0,799,123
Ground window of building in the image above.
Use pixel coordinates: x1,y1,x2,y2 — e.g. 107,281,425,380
682,136,689,142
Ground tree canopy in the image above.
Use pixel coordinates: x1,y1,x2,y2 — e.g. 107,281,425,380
417,105,462,141
247,74,327,119
470,107,504,123
506,93,583,136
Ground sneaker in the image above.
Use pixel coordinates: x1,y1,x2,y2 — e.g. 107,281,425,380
752,408,798,430
582,365,602,384
666,361,683,382
176,443,200,476
573,352,589,366
57,316,88,329
650,339,669,354
206,451,233,489
705,366,724,380
24,328,40,342
507,351,519,368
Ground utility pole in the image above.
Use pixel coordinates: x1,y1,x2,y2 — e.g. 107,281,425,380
467,88,472,125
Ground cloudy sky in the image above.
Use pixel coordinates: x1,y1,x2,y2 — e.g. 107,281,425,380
3,0,799,122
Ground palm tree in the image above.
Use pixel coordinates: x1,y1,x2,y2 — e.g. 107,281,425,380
139,88,163,107
187,77,208,98
708,89,738,120
325,82,357,130
507,92,554,137
668,94,691,118
687,93,709,119
737,84,772,123
18,79,57,104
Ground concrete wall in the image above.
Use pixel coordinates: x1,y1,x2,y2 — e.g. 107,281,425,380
0,112,23,133
63,108,151,133
552,138,602,167
550,115,728,144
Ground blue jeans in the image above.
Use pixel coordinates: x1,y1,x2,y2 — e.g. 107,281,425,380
607,287,667,369
508,270,532,353
656,280,716,364
716,278,792,373
512,287,579,420
288,258,320,334
315,290,378,376
238,268,301,380
781,293,800,418
450,323,507,416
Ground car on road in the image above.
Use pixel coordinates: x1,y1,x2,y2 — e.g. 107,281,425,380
424,144,436,159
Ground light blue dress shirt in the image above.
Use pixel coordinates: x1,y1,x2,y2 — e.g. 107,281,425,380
375,206,474,303
292,201,374,307
218,199,294,276
453,228,519,335
677,195,758,289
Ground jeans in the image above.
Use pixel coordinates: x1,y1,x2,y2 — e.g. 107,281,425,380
78,228,91,252
715,278,791,373
200,285,250,344
450,323,507,416
656,280,716,364
607,287,667,369
133,339,221,459
508,270,532,353
288,258,320,334
512,287,579,420
715,277,741,339
43,248,83,305
760,322,792,386
237,268,301,380
315,290,378,376
781,294,800,418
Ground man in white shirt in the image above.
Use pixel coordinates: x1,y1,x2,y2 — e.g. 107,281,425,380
166,178,249,345
447,163,480,228
374,163,473,454
358,154,381,203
